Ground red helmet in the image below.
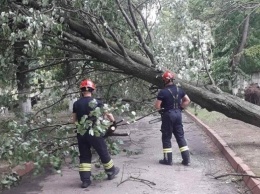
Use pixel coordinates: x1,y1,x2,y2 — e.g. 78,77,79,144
80,79,96,90
162,71,175,82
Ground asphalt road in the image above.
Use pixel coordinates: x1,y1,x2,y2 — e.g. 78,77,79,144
2,114,249,194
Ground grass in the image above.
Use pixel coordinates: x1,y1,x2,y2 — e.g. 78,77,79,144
187,107,227,124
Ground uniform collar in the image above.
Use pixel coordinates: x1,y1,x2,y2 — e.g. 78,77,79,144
164,83,174,88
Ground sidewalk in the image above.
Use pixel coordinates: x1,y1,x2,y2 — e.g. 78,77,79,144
185,110,260,194
2,114,249,194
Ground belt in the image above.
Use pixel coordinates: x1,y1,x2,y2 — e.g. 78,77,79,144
162,109,180,113
166,108,180,111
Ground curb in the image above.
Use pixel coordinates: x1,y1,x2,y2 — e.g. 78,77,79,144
12,162,34,177
185,110,260,194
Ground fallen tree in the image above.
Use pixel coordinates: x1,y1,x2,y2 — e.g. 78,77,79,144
62,19,260,128
2,0,260,128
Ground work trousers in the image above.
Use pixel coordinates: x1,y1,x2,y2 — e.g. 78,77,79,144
77,131,115,182
161,109,190,163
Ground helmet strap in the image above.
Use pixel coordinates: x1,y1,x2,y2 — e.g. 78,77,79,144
81,87,94,92
87,87,94,93
163,79,174,86
163,80,170,86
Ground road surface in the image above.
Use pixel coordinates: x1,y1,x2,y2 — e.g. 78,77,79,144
2,113,248,194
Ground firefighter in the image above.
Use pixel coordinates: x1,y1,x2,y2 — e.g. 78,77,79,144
154,71,191,166
72,79,120,188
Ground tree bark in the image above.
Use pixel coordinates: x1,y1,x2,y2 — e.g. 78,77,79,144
14,41,32,114
66,19,153,68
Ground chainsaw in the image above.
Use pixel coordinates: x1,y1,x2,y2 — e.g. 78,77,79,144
105,109,163,137
104,119,130,138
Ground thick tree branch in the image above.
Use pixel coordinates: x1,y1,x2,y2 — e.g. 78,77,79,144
43,43,84,54
89,17,112,53
100,16,130,59
62,31,158,80
198,32,216,86
230,14,250,82
66,19,153,68
128,0,157,66
132,3,153,45
233,14,250,65
114,0,156,66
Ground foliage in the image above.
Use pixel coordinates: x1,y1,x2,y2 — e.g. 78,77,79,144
92,171,107,181
123,149,142,156
0,117,75,171
0,98,135,188
245,45,260,58
153,0,214,84
107,138,124,155
189,0,260,86
76,99,135,136
1,172,20,189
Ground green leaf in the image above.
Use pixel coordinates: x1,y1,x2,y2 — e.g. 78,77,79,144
1,179,10,185
8,150,13,156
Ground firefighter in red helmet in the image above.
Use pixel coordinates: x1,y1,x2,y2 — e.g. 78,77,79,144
79,79,96,91
72,79,119,188
155,71,191,166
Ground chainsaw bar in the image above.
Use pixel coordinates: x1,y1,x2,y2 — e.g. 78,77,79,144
148,117,161,124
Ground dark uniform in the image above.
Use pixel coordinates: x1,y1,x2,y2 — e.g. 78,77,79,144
157,84,190,165
73,96,117,184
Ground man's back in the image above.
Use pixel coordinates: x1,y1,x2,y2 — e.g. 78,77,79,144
157,85,185,111
73,97,102,122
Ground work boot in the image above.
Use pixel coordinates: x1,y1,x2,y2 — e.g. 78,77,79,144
81,180,91,188
107,167,120,180
181,160,190,166
159,153,173,165
79,171,91,188
181,150,190,166
159,159,173,165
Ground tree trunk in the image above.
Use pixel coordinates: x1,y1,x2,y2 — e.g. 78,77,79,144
14,41,31,114
230,15,250,88
64,53,78,112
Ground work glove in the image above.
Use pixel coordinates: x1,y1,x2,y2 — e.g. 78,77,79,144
158,109,164,115
104,121,117,138
108,121,117,132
